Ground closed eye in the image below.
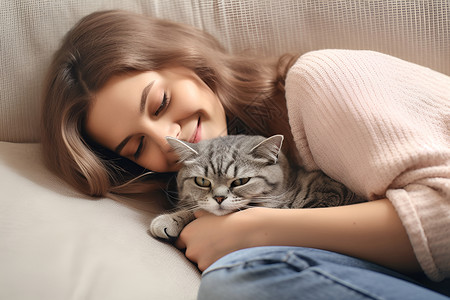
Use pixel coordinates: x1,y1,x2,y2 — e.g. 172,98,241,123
134,136,145,160
155,92,170,116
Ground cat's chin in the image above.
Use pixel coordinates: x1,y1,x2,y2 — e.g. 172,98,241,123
208,208,236,216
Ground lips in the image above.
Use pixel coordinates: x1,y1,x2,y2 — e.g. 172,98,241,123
189,117,201,143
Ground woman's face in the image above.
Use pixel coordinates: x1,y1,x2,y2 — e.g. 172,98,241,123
85,67,227,172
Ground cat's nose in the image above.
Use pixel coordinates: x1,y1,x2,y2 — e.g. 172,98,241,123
213,196,227,204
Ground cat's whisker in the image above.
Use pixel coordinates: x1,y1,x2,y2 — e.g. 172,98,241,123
174,202,199,211
158,187,180,206
186,205,202,212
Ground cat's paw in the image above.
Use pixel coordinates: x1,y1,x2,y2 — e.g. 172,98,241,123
149,214,183,241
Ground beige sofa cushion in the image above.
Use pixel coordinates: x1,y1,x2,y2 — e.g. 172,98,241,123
1,0,449,142
0,142,201,299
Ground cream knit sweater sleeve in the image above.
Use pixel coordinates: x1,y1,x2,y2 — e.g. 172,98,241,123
285,49,450,281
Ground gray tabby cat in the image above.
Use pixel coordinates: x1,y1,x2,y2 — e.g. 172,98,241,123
149,134,364,240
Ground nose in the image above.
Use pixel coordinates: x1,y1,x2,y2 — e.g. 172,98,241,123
148,120,181,149
213,185,229,204
213,196,227,204
164,121,181,140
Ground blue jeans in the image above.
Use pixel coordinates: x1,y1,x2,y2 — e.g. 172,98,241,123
198,246,449,300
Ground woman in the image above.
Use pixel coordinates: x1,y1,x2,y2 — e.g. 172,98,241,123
41,10,450,299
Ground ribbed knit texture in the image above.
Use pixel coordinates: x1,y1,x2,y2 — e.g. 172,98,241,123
285,50,450,281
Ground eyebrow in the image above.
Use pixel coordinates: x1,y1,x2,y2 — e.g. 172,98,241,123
114,80,155,155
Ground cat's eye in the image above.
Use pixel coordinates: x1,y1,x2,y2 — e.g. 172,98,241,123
194,177,211,187
231,177,250,187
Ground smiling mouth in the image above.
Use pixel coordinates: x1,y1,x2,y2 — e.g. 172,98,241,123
189,117,201,143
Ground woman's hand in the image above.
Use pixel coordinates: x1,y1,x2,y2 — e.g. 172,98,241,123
174,200,421,274
175,208,267,271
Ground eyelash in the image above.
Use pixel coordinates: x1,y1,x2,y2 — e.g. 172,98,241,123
154,92,170,116
134,92,170,160
134,136,144,160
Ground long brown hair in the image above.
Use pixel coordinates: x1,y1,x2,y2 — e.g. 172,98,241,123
41,10,300,197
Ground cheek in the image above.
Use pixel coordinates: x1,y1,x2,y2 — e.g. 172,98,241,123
179,179,202,194
184,82,219,113
139,150,170,172
176,81,201,105
138,140,183,172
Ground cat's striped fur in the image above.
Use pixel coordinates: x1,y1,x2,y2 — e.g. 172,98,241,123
149,135,365,240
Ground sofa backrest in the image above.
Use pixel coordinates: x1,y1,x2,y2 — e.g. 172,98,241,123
1,0,449,143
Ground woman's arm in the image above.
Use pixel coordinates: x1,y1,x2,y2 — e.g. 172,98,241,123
176,199,421,272
284,50,450,280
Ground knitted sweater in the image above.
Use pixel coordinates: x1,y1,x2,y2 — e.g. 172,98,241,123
285,50,450,281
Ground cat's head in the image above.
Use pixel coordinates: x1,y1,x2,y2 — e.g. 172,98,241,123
166,135,288,216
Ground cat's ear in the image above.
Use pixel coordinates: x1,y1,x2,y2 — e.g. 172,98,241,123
250,135,284,164
165,137,199,163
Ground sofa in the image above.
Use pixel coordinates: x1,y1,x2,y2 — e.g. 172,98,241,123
1,1,449,299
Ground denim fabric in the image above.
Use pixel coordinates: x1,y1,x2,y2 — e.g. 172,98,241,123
198,247,449,300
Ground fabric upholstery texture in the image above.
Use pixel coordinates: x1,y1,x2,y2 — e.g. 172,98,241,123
1,0,449,142
1,1,449,299
0,142,201,299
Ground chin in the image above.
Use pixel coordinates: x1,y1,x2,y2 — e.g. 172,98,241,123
208,208,235,216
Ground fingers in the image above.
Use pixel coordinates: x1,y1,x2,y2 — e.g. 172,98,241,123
174,210,209,248
174,210,215,268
